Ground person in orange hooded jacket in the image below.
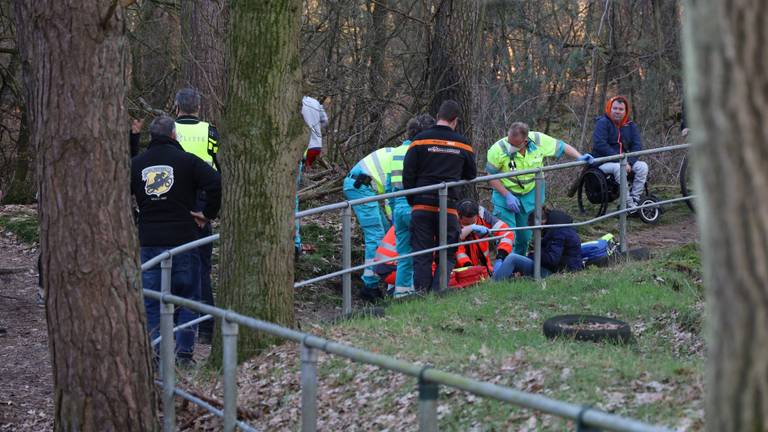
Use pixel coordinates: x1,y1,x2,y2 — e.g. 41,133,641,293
455,199,515,275
591,95,648,210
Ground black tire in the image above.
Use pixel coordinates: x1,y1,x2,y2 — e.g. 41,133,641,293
577,169,608,218
679,155,695,212
543,314,632,344
638,195,662,225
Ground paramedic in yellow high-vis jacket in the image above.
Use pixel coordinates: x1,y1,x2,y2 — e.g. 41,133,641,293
486,122,592,255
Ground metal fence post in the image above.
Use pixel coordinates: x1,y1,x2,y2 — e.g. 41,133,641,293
438,185,449,292
342,205,352,315
300,342,319,432
160,257,175,431
221,318,239,432
418,379,439,432
619,156,628,254
533,170,544,281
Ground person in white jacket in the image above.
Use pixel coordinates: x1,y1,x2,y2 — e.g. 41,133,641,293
295,96,329,256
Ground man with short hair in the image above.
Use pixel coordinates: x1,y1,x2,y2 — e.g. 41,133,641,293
455,199,515,276
591,95,648,210
174,87,220,344
486,122,591,255
131,115,221,364
403,100,477,293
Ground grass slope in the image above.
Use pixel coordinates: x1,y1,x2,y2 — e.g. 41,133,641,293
195,244,704,431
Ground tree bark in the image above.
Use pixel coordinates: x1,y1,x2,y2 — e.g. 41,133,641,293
180,0,228,124
683,0,768,430
217,0,302,362
14,1,158,430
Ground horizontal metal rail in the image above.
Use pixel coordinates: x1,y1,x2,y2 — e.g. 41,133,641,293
151,314,213,347
293,193,694,288
295,144,691,218
168,385,261,432
144,289,671,432
141,234,220,270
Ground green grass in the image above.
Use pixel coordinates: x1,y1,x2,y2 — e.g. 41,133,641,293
319,244,704,429
0,213,39,244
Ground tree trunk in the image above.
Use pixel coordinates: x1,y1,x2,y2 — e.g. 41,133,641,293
427,0,484,144
14,1,158,430
217,0,302,362
180,0,228,124
683,0,768,430
1,106,34,204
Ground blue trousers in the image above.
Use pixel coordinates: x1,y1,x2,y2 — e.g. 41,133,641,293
492,253,551,280
294,160,303,250
141,248,201,358
343,177,389,288
392,201,413,289
491,190,532,255
197,223,214,336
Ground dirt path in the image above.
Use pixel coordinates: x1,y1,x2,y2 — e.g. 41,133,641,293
627,213,698,250
0,234,53,430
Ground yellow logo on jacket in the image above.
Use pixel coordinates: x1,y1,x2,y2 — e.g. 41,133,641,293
142,165,174,197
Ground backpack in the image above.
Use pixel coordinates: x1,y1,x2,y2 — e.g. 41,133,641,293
449,266,489,289
581,234,617,267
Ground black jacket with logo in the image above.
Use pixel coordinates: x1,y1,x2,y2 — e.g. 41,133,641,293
403,125,477,207
131,136,222,247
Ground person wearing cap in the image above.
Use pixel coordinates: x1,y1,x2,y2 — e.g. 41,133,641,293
486,122,592,255
591,95,648,211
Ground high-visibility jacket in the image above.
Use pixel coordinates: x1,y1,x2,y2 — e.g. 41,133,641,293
350,147,394,195
386,142,410,207
176,120,218,168
485,131,565,195
374,226,398,264
455,206,515,273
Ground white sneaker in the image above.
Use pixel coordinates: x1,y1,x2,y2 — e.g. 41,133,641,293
393,286,415,299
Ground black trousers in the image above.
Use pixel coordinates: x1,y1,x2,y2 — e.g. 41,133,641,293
410,209,459,292
197,223,214,336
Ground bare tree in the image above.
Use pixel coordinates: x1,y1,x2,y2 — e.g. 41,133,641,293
14,0,157,429
180,0,228,124
683,0,768,429
217,0,303,361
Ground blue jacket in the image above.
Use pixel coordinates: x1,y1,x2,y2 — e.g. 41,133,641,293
537,210,583,272
591,114,642,165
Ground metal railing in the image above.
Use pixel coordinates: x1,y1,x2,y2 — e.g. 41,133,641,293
142,283,672,432
139,143,692,432
295,144,693,311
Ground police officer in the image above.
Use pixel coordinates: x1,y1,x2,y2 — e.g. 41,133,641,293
403,100,477,293
131,116,221,364
173,87,220,344
486,122,592,255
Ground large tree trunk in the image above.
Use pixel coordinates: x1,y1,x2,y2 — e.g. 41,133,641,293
427,0,484,144
180,0,228,124
683,0,768,430
217,0,302,362
14,1,158,430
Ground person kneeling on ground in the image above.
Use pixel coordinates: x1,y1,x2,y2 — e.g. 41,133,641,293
455,199,515,276
492,207,582,279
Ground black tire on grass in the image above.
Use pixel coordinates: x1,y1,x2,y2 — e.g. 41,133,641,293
543,314,632,344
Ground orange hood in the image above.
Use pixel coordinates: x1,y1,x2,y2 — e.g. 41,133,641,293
604,95,630,127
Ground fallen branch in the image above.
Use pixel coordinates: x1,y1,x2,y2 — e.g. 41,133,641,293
299,184,343,201
0,266,29,275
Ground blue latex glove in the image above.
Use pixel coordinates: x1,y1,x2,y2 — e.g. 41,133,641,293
577,153,594,165
471,224,489,236
493,259,503,275
505,193,521,213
